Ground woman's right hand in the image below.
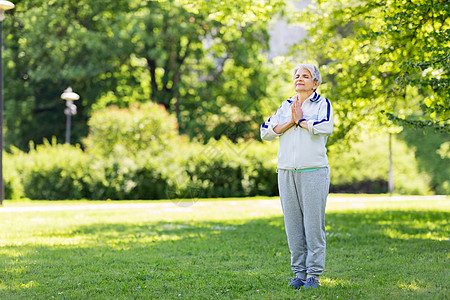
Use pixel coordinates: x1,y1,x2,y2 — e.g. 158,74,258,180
291,100,303,124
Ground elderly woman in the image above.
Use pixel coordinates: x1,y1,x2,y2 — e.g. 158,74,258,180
260,63,333,290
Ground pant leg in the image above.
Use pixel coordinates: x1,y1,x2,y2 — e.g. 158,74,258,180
278,170,307,279
298,167,330,277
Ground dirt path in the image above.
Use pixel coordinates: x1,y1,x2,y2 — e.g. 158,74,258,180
0,195,447,213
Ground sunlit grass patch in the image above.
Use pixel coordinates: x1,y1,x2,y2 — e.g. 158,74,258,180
398,281,422,291
320,277,353,288
0,197,448,299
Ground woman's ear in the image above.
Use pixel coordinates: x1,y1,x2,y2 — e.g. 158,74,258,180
313,81,320,90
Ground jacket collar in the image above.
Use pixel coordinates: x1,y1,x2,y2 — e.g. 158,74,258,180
309,92,321,103
288,92,321,104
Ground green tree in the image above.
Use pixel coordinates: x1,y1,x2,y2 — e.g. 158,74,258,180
4,0,286,149
380,0,449,132
4,0,131,149
114,0,286,142
291,0,449,145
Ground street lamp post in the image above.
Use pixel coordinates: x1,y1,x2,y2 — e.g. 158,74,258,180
0,1,14,206
60,87,79,144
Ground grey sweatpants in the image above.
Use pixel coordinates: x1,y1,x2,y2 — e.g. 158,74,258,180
278,168,330,279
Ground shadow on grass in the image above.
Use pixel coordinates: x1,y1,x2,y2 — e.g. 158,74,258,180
0,210,448,299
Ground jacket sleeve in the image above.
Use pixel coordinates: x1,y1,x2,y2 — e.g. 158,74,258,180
260,104,284,141
307,99,334,136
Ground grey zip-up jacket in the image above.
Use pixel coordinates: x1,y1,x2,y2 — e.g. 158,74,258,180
260,92,333,170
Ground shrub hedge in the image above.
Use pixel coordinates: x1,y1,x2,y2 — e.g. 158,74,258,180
3,137,279,200
4,132,434,200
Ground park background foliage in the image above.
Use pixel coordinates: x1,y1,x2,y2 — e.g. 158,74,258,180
4,103,434,200
3,0,449,199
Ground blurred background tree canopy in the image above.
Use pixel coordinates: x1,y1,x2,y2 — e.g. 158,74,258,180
292,0,449,144
2,0,449,198
3,0,287,149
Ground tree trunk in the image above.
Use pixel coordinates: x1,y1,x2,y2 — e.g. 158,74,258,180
147,58,158,100
388,133,394,195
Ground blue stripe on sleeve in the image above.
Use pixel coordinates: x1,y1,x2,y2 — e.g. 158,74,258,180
313,99,331,125
263,99,290,129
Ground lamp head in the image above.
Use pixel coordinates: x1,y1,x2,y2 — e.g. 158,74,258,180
0,1,14,22
60,87,80,101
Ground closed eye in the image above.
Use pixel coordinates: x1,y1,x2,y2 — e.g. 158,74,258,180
294,74,311,80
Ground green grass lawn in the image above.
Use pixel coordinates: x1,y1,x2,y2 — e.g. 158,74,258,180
0,197,448,299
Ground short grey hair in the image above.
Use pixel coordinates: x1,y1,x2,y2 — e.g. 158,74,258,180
293,63,322,86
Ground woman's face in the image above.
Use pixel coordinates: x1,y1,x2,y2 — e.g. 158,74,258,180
293,68,319,93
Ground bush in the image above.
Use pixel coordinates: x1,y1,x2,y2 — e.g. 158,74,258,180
6,140,172,200
86,150,170,200
161,139,246,199
14,139,90,200
83,102,178,157
241,140,278,197
169,138,279,199
4,101,182,200
4,151,25,199
185,149,246,198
